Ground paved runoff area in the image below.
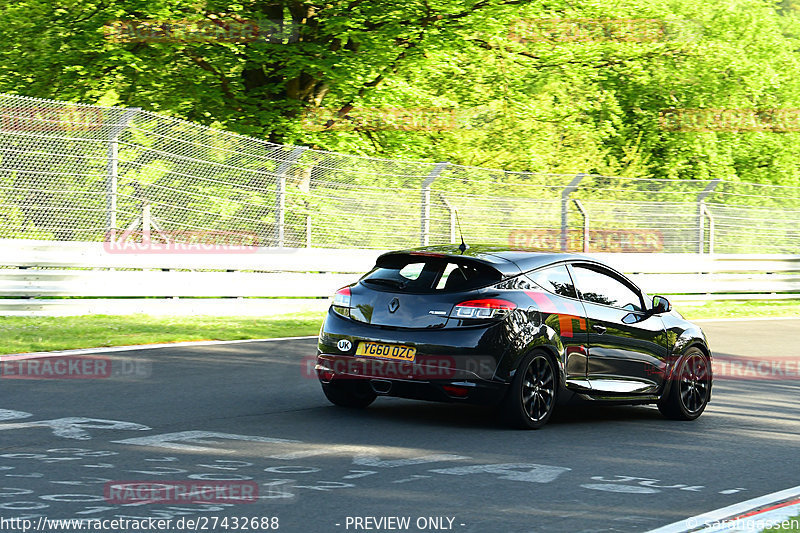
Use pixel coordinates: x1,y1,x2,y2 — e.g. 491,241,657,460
0,319,799,533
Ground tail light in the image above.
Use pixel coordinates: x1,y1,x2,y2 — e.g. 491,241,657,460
451,298,516,319
316,364,335,382
331,286,352,317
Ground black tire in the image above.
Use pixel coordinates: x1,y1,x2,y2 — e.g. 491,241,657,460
502,351,558,429
658,348,711,420
321,380,377,408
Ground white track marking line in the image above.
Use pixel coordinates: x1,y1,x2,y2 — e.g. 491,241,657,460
645,485,800,533
0,336,318,360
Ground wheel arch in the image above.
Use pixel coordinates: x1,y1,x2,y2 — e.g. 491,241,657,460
661,338,713,401
499,338,564,386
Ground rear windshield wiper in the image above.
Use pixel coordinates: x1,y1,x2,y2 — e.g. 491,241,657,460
361,278,408,289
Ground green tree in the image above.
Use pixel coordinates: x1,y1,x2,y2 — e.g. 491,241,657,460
2,0,800,184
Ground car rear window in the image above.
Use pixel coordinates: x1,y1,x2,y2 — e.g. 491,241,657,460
362,255,502,293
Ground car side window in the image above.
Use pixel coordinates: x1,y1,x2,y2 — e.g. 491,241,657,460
527,265,578,299
570,265,643,311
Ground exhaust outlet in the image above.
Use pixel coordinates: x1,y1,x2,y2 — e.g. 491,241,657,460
370,379,393,394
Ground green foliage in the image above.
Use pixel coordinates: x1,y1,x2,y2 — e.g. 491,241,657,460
2,0,800,184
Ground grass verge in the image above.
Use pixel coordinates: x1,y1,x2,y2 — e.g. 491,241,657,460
675,299,800,320
0,299,798,356
764,514,800,532
0,313,325,355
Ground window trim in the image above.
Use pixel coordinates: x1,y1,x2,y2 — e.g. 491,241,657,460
566,261,646,313
522,261,582,302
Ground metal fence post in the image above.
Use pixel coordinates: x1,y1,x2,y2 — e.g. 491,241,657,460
697,179,721,254
572,198,589,252
274,146,308,247
420,162,450,246
106,107,141,237
561,174,585,251
700,204,715,254
142,202,152,242
438,193,457,244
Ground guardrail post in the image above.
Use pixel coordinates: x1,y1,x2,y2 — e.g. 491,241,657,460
697,179,721,254
106,107,141,237
572,198,589,252
274,146,308,247
561,174,585,251
420,162,450,246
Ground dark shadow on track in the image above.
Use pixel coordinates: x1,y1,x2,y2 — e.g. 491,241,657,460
304,396,666,431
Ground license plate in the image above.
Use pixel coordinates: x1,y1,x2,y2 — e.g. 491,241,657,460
356,342,416,362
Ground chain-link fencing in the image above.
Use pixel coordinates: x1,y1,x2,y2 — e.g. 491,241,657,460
1,93,798,253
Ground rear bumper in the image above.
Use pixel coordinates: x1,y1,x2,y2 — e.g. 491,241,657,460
316,353,508,405
316,308,514,405
319,308,509,378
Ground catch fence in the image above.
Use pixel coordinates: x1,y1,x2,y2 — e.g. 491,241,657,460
1,93,798,254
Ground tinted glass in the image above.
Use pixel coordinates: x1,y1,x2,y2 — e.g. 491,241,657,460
527,265,577,298
362,256,502,293
398,262,424,280
571,265,643,311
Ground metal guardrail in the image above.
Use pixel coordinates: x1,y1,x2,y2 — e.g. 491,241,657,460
0,239,381,316
1,240,798,316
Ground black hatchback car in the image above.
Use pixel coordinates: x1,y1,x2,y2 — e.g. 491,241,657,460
315,245,712,428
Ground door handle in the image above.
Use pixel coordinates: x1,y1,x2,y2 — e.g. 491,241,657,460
592,324,607,334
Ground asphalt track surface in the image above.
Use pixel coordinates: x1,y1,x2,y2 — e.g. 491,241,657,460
1,319,799,533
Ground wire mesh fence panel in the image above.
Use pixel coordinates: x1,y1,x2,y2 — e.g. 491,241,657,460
1,92,798,253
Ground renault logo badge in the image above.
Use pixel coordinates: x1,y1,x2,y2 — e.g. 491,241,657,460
388,298,400,313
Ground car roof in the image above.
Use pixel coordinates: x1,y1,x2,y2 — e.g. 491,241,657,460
379,245,591,277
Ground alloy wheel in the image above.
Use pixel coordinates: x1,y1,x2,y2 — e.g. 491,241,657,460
521,355,555,422
679,352,710,414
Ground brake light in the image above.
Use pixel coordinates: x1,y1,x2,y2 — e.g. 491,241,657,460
451,298,516,319
331,286,352,317
409,252,445,257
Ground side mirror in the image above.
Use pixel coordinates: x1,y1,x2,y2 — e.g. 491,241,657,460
652,295,672,314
